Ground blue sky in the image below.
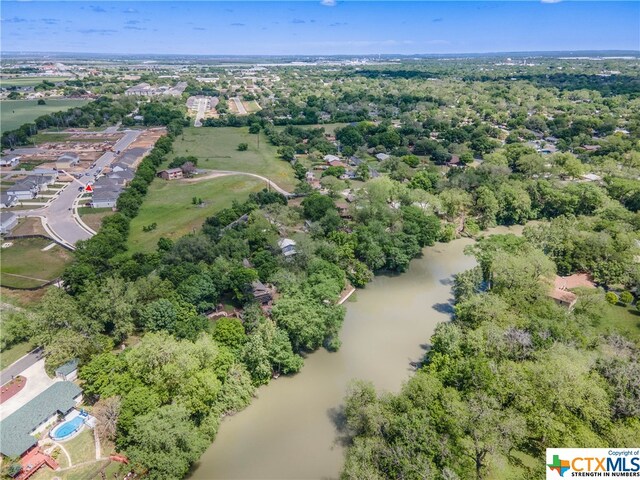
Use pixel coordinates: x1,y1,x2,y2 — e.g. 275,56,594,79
2,1,639,55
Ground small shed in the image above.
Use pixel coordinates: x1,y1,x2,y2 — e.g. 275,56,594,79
55,359,79,381
375,153,390,161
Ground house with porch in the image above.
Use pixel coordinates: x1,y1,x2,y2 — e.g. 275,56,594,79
0,382,82,479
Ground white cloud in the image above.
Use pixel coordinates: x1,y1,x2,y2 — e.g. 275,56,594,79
320,0,337,6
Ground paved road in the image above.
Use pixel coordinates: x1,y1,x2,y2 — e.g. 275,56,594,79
16,130,142,247
231,97,247,115
0,347,43,386
194,98,208,127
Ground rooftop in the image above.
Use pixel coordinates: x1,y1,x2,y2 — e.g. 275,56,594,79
0,381,82,458
55,359,78,377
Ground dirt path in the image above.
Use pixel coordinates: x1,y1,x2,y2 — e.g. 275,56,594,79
182,170,292,196
1,272,50,283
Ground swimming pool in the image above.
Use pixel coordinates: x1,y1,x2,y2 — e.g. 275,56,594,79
50,415,84,441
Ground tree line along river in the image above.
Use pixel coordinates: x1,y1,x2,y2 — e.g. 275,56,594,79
189,226,524,480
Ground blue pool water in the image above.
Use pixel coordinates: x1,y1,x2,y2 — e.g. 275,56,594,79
50,416,84,441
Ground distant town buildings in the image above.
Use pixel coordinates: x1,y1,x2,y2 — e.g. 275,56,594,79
125,82,187,97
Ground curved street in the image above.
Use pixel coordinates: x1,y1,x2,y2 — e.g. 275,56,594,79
15,130,142,248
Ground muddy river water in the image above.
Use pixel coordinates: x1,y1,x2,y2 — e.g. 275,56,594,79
190,227,523,479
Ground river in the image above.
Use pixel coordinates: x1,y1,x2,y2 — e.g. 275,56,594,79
190,227,523,480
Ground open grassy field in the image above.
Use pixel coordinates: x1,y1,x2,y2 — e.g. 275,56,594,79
1,99,91,133
598,303,640,343
127,174,265,253
171,127,296,191
0,237,73,289
0,76,72,88
78,207,113,231
243,100,262,113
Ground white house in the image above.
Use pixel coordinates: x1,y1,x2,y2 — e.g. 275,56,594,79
0,155,20,168
278,238,297,257
0,211,18,235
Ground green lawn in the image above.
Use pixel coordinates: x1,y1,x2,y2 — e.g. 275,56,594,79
63,429,96,464
78,207,114,232
30,459,110,480
171,127,296,191
0,341,33,370
597,303,640,343
0,76,72,88
127,174,265,253
1,99,91,133
0,237,73,288
243,100,262,113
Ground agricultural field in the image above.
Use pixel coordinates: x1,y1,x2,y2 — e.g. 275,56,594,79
0,76,72,88
1,99,91,133
170,127,297,191
127,174,265,253
0,237,73,289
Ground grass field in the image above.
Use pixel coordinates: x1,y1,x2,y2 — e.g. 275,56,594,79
0,341,33,370
598,303,640,343
78,207,113,231
64,429,97,464
1,99,91,133
243,100,262,113
127,174,265,253
0,237,73,289
0,76,72,88
171,127,296,191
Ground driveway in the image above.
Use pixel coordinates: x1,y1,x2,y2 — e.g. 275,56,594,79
0,359,58,420
0,347,43,385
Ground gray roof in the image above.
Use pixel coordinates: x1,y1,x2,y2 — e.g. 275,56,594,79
0,211,17,225
1,193,16,206
58,152,79,162
55,359,78,377
0,381,82,457
118,147,148,167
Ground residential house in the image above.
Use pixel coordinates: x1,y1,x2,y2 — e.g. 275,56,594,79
55,153,80,170
1,193,18,208
7,179,38,200
0,382,82,459
375,153,390,161
158,168,183,180
446,155,461,167
548,273,596,309
324,154,340,163
328,160,347,168
55,359,79,381
107,167,135,186
278,238,297,257
0,154,20,168
349,156,363,167
251,281,274,305
91,177,123,208
0,211,18,235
